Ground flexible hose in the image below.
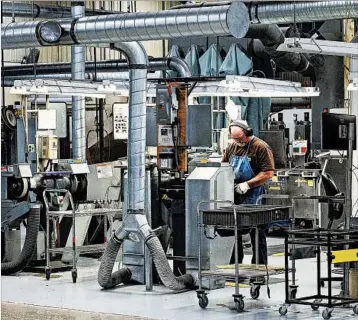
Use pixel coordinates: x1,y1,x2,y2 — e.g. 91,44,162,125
1,203,40,275
146,236,194,290
246,24,310,73
98,236,132,289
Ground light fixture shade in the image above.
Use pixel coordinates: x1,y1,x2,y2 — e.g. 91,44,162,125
277,38,358,57
189,76,320,98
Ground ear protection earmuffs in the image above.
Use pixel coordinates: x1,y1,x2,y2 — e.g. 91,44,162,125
229,121,253,137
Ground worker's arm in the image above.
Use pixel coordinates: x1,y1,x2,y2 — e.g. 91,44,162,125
247,170,274,189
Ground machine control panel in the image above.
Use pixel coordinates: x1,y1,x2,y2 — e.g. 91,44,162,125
113,103,128,140
158,125,175,146
292,140,308,156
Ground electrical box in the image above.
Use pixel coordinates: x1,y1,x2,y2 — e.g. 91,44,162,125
158,125,175,146
38,135,58,159
292,140,308,156
158,149,175,170
156,84,173,124
38,109,57,130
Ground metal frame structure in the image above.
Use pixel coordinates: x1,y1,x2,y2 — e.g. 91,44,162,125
279,228,358,320
196,200,292,312
43,189,117,283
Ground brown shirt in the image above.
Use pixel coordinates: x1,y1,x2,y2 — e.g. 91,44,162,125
222,137,275,175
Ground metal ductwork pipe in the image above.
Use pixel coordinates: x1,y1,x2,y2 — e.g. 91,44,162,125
1,20,63,49
3,57,191,78
1,1,121,19
97,42,193,291
271,98,311,107
1,2,249,49
2,58,192,87
112,42,149,214
71,2,86,161
246,25,311,73
249,1,358,24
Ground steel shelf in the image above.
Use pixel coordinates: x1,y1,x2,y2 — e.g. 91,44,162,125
47,208,121,218
48,243,106,254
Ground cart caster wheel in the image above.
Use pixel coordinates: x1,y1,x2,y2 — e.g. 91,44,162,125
279,306,288,316
198,295,209,309
250,285,260,300
72,270,77,283
311,304,320,311
311,299,321,311
353,304,358,315
235,298,244,312
322,309,332,320
45,268,51,281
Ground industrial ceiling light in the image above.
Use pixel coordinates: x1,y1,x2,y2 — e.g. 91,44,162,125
277,38,358,57
9,79,125,98
189,76,320,98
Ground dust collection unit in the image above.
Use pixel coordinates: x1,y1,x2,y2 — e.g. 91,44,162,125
1,1,358,320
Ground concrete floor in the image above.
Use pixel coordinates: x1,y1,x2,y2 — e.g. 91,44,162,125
2,238,358,320
1,302,152,320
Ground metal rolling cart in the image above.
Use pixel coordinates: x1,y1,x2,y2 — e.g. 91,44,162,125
43,189,118,283
196,200,291,312
279,228,358,320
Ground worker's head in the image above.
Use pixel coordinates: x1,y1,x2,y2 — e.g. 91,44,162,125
229,120,253,144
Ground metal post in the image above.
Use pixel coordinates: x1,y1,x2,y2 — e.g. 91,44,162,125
317,232,321,297
98,98,104,162
145,169,153,291
71,2,86,160
291,198,296,286
343,122,354,296
328,234,332,306
285,233,289,303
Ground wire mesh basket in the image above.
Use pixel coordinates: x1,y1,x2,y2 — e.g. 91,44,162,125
202,204,291,227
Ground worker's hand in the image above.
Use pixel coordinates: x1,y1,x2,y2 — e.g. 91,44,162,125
235,182,250,195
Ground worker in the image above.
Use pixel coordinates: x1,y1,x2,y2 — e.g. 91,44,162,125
221,120,274,266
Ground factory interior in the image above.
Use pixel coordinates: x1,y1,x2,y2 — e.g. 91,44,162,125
1,0,358,319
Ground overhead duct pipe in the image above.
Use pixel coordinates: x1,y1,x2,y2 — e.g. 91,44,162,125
97,42,193,291
2,57,192,87
71,2,86,160
246,24,311,73
1,2,122,19
249,1,358,24
2,57,191,78
1,2,250,49
271,97,311,108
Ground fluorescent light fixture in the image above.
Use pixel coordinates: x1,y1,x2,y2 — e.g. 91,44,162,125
277,38,358,57
189,75,320,98
10,79,126,98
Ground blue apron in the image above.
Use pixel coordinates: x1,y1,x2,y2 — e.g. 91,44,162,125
230,137,265,204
